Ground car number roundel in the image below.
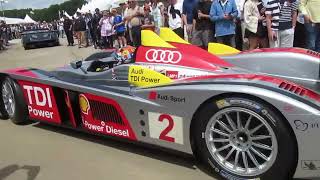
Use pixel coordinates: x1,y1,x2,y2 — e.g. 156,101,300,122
148,112,184,144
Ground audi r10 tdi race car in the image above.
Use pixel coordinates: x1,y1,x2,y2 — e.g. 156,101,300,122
21,29,60,50
1,29,320,180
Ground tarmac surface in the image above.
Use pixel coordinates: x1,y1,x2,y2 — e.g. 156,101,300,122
0,39,216,180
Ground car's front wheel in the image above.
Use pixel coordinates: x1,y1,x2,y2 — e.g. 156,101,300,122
193,96,297,180
1,77,28,124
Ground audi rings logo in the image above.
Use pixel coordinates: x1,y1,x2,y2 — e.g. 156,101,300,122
145,49,182,64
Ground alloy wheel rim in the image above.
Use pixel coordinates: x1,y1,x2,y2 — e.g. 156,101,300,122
2,81,15,117
205,107,278,177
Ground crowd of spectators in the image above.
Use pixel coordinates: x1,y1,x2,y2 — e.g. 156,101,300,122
1,0,319,53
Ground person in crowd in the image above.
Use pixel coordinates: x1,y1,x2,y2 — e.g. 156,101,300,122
300,0,320,52
210,0,238,47
293,11,306,48
0,21,6,50
151,0,163,34
183,0,198,41
85,13,92,47
266,0,298,48
192,0,213,49
63,15,74,46
58,21,64,38
125,0,144,47
74,12,87,48
142,5,156,31
168,0,184,38
244,0,268,49
87,13,98,49
92,8,102,49
100,10,114,49
112,8,127,48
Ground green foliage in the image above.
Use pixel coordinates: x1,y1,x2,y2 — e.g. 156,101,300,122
2,0,87,22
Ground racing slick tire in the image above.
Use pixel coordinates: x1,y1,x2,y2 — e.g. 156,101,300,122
0,79,9,120
1,77,29,124
193,96,297,180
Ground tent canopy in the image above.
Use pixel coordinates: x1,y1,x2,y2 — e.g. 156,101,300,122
24,14,36,24
0,17,25,24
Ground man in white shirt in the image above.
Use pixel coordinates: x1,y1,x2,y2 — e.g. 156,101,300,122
168,0,185,38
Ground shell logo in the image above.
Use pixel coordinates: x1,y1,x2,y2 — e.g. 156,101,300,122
79,94,90,115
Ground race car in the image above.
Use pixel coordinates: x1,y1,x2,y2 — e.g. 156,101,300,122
21,29,59,50
0,29,320,180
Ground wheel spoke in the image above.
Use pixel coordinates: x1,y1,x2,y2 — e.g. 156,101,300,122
211,138,229,143
234,150,240,169
252,142,272,151
242,152,248,171
250,147,269,161
247,150,260,168
244,115,252,130
251,135,271,141
215,144,231,153
223,147,235,163
216,120,232,133
237,111,242,129
250,124,264,135
210,127,230,137
225,113,237,131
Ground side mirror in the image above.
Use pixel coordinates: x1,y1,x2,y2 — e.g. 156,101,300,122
70,60,87,74
70,60,82,69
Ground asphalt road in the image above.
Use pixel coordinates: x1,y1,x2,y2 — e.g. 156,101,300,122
0,39,216,180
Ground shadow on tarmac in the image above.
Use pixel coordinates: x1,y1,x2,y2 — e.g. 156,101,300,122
0,164,40,180
33,122,222,180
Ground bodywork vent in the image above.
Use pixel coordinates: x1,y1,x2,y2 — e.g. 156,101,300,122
306,50,320,58
89,100,124,125
279,82,306,96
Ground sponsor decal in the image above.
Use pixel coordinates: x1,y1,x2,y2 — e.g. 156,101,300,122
294,120,319,132
83,120,130,137
166,71,179,79
19,81,61,123
80,93,137,140
216,99,230,109
128,66,173,87
148,91,186,103
302,160,320,170
145,49,182,64
79,94,90,115
148,112,184,144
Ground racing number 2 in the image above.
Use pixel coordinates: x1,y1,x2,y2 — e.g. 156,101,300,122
158,114,175,142
148,112,184,144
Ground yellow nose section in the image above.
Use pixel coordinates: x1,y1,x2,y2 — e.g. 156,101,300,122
141,30,175,48
159,27,190,44
208,43,241,56
128,65,173,87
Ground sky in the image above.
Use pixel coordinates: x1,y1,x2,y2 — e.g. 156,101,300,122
3,0,67,10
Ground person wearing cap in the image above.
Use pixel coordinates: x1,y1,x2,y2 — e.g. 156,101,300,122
125,0,144,47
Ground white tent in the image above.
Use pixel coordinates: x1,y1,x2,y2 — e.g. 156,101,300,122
24,14,36,24
78,0,122,13
0,17,25,24
64,11,72,19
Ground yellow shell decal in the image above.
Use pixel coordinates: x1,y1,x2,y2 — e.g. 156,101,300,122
141,30,175,48
159,27,190,44
208,43,241,56
128,66,173,87
79,94,90,115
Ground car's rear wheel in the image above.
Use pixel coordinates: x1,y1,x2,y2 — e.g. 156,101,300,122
1,78,28,124
193,96,297,180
